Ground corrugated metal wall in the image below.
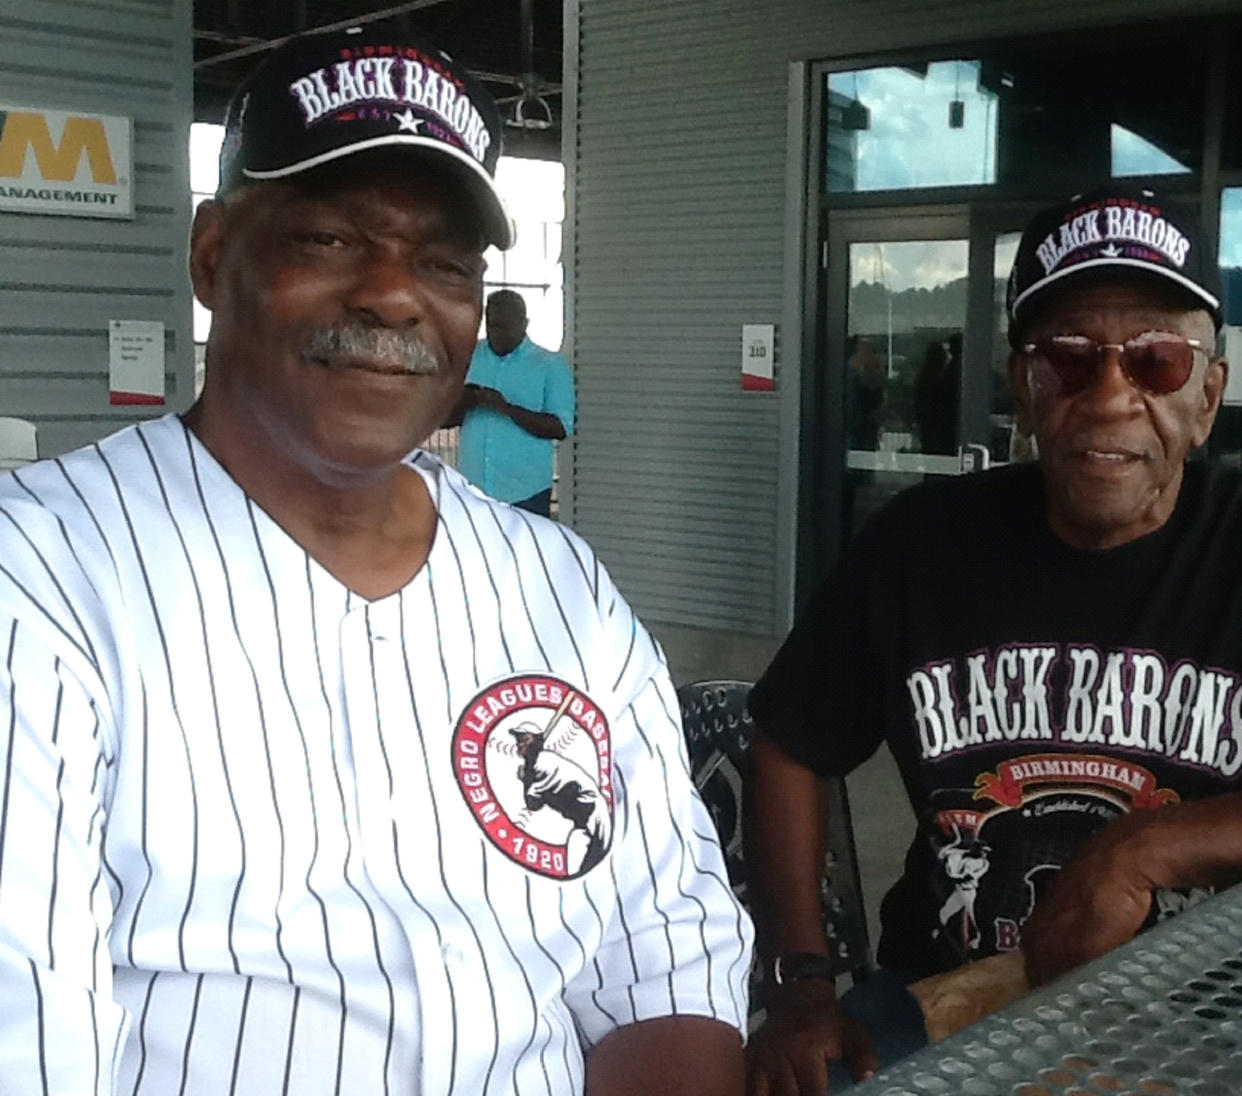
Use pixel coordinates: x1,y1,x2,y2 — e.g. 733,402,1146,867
567,0,1236,638
0,0,193,459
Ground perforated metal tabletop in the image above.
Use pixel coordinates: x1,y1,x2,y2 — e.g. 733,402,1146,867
850,884,1242,1095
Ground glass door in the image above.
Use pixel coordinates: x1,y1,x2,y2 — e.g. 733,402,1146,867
825,212,975,549
801,209,1029,594
840,234,970,537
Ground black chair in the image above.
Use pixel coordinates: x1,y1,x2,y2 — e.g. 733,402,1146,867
676,679,873,1003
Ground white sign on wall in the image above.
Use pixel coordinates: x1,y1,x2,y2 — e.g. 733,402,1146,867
0,104,133,219
741,323,775,391
109,320,165,405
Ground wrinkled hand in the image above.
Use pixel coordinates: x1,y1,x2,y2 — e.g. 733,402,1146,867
1022,812,1156,987
747,980,877,1095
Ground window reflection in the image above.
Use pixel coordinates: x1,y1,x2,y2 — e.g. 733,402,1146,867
846,241,969,459
1111,125,1192,178
827,62,997,191
1213,189,1242,468
844,239,968,534
826,36,1204,193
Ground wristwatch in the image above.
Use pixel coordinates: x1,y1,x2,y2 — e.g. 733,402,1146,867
771,952,837,986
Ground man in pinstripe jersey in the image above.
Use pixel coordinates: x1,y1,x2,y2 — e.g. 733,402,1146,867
0,26,751,1096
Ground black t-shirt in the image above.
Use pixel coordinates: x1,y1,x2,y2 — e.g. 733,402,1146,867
750,461,1242,979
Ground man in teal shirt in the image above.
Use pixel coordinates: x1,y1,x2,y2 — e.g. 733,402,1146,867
456,289,576,516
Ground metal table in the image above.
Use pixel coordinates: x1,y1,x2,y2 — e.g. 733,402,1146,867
850,885,1242,1095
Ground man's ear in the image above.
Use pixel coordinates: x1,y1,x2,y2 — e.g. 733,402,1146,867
1192,355,1229,448
1009,351,1035,437
189,199,226,312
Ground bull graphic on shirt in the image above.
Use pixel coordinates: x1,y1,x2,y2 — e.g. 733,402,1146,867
510,722,611,875
1021,863,1061,920
933,827,991,952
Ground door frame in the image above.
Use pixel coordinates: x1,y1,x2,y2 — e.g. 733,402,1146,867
804,206,971,594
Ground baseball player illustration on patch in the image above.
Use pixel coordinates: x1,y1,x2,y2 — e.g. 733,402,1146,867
933,827,991,952
511,719,611,875
454,673,615,879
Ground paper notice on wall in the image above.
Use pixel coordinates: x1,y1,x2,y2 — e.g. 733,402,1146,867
741,323,775,391
109,320,165,405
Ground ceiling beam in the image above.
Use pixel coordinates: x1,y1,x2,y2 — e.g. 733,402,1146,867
194,0,456,69
194,29,267,46
472,68,560,91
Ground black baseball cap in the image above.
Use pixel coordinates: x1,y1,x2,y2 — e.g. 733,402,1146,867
216,26,515,250
1006,186,1221,347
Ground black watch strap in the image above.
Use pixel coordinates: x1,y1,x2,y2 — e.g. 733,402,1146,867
771,952,836,985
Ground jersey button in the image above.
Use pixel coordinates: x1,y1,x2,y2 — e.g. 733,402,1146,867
441,942,465,969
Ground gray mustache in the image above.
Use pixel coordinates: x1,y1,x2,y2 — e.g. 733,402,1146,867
302,323,441,375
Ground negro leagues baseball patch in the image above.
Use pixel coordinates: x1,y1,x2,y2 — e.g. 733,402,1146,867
453,675,614,879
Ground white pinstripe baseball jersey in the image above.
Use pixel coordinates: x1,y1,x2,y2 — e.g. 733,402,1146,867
0,414,752,1095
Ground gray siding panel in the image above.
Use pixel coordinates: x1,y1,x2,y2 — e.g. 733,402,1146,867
570,0,799,634
0,0,193,457
568,0,1237,636
0,372,187,413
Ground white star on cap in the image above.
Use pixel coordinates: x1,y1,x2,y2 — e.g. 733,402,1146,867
394,109,424,134
1100,243,1121,257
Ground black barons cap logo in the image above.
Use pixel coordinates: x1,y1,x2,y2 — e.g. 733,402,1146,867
1006,185,1221,346
453,675,614,880
1033,198,1191,277
287,44,493,165
214,27,514,250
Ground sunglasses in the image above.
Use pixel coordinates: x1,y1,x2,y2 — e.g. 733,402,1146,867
1021,331,1208,397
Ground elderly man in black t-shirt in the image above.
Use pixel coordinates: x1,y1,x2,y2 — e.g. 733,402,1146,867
744,185,1242,1093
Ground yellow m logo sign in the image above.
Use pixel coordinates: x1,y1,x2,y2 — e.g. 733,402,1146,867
0,111,117,184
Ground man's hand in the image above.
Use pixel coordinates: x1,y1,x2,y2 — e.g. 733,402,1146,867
747,980,877,1095
461,383,568,439
1021,810,1157,987
1024,794,1242,987
463,384,509,412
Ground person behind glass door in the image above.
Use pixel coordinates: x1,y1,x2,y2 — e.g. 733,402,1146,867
914,332,961,456
847,334,887,451
743,184,1242,1093
452,288,576,517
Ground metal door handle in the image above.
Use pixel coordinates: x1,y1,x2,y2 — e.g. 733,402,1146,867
959,443,990,474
